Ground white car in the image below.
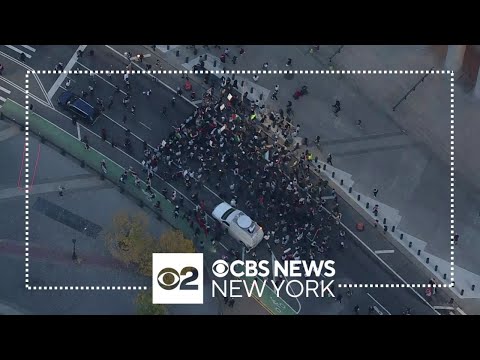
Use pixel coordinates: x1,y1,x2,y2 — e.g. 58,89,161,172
212,202,264,249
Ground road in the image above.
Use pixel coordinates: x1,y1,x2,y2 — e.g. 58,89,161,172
0,44,446,315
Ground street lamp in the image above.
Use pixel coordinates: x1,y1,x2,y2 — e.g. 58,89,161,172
72,238,77,261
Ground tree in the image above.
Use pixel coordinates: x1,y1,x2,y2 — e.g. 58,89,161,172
136,291,167,315
139,230,196,276
104,211,154,272
158,229,196,253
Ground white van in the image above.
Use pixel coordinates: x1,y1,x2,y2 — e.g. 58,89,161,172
212,202,264,249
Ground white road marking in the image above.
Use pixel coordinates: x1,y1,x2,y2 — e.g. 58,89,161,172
130,53,151,61
0,50,53,107
5,45,32,58
20,45,36,52
105,45,198,108
366,292,391,315
374,249,395,254
321,206,440,315
203,184,223,200
75,62,129,96
139,122,152,130
1,76,50,108
47,45,87,100
0,96,6,102
101,112,146,145
456,307,467,315
0,86,11,94
321,195,336,200
76,123,81,141
433,306,455,310
192,99,203,105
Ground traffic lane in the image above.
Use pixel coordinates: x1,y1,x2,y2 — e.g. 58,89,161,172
71,61,195,143
29,96,240,253
33,45,80,91
220,177,433,313
78,45,130,73
106,44,213,96
0,56,47,104
0,77,27,108
95,45,214,113
335,235,436,315
0,54,30,88
29,95,408,316
47,68,434,316
337,193,451,307
103,44,217,109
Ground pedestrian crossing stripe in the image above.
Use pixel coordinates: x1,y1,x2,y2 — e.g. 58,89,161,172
0,86,12,95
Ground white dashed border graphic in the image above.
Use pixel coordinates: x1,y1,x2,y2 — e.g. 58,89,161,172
24,69,454,291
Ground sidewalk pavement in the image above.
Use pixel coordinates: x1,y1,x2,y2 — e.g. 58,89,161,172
0,301,25,315
220,294,271,315
144,45,480,311
0,101,284,313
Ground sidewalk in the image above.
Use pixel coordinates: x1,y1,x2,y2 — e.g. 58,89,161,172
0,301,25,315
220,295,272,315
1,98,294,315
141,45,480,311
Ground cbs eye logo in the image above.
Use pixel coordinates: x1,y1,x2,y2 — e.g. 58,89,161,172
157,266,199,290
212,260,230,278
152,253,204,304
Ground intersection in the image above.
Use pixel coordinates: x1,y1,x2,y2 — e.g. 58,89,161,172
0,44,475,315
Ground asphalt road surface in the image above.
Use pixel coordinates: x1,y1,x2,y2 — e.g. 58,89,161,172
0,45,441,315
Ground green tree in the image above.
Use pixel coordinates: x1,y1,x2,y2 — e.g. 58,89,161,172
104,211,154,272
139,229,196,276
158,229,196,253
136,291,167,315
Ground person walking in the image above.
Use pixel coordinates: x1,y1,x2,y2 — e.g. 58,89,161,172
119,170,128,183
286,58,292,67
332,100,341,116
327,153,333,166
453,233,459,245
107,96,114,110
58,185,65,196
271,84,279,100
353,305,360,314
101,160,107,174
373,188,379,197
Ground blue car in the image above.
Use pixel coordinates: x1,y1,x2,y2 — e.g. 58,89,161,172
57,91,100,124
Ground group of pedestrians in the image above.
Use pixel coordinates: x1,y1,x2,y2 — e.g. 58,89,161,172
142,73,346,265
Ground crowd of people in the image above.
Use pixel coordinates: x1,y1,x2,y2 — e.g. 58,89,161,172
140,73,345,263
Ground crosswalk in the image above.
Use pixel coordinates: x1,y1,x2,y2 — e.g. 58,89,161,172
0,85,12,109
154,45,271,104
2,45,37,60
154,45,180,53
